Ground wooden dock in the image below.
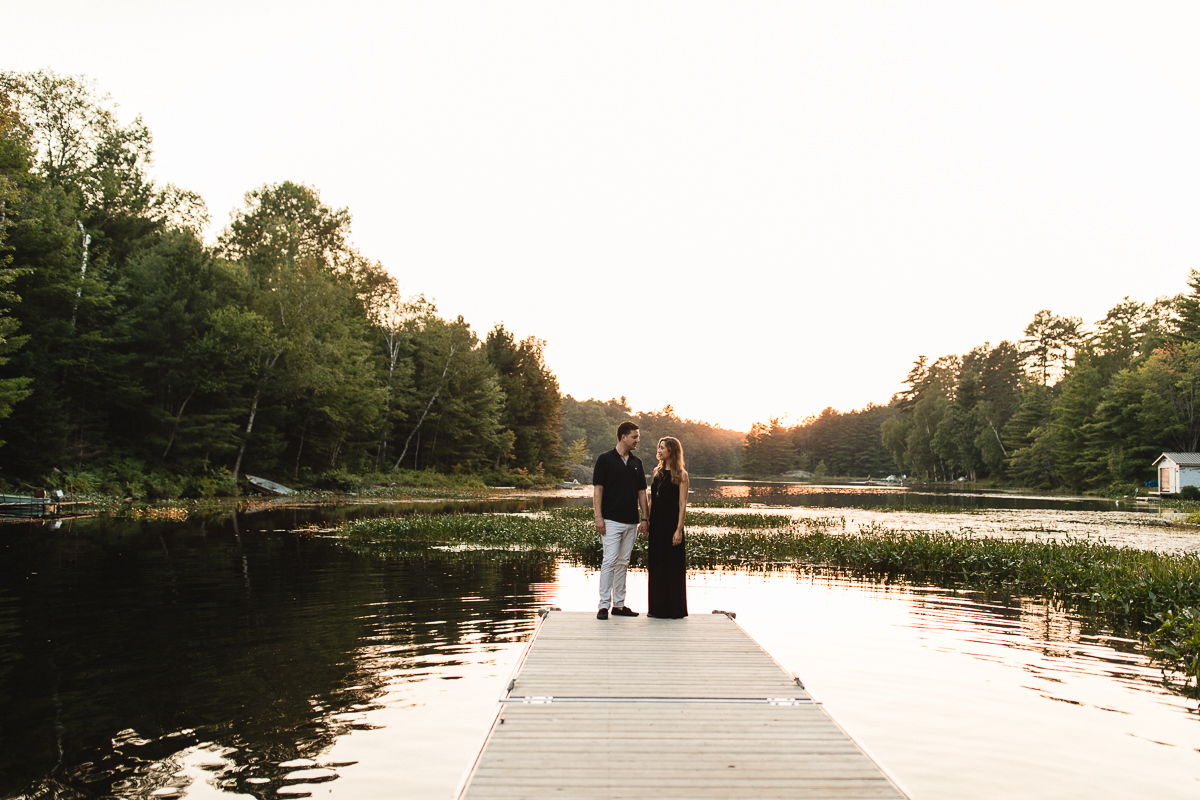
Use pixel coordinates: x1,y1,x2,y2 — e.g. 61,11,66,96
457,610,908,799
0,493,91,519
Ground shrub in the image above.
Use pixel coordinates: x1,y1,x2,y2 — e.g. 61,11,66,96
144,471,184,500
54,468,104,494
1094,481,1141,499
389,469,489,489
314,469,358,491
182,471,239,498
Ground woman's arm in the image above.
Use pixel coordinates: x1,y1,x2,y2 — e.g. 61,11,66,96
673,471,689,545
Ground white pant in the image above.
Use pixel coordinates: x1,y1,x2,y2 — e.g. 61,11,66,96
598,520,638,610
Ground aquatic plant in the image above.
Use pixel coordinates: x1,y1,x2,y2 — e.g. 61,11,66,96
340,512,601,558
337,509,1200,691
550,505,845,532
1160,497,1200,513
1149,607,1200,690
870,504,980,514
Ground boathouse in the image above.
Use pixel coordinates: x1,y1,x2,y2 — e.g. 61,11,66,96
1152,452,1200,495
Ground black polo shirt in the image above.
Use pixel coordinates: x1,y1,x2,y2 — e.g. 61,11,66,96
593,447,646,524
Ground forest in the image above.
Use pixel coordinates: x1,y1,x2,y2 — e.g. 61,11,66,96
740,405,899,479
559,396,744,477
4,70,1196,498
886,296,1197,492
0,71,578,495
741,289,1199,493
0,71,748,496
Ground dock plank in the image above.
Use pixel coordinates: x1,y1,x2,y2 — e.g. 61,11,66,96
459,612,907,799
510,612,806,700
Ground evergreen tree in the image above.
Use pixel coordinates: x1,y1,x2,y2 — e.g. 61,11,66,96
1003,383,1053,481
485,324,563,474
0,71,197,475
1021,310,1083,385
1172,270,1200,342
111,230,245,469
1048,352,1106,489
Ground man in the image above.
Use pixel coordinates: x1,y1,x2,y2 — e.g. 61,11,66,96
592,421,649,620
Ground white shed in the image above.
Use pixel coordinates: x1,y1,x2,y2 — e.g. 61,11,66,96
1152,452,1200,494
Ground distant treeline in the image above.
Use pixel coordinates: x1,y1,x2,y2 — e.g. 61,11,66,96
5,71,1192,496
884,293,1197,491
741,286,1198,491
559,396,744,476
741,405,899,478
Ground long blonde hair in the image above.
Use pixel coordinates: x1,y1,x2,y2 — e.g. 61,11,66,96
653,436,686,485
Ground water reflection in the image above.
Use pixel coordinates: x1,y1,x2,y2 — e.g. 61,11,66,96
693,477,1150,512
648,569,1200,800
2,506,1197,800
687,479,1198,553
226,493,592,528
0,516,550,799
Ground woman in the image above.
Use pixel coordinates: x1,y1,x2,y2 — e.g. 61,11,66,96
646,436,689,618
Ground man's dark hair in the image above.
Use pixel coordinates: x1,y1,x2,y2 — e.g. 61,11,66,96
617,421,639,440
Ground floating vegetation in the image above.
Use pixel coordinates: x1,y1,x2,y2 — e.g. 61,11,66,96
117,505,191,521
338,508,1200,692
340,512,600,556
1160,498,1200,513
1149,607,1200,686
549,504,843,531
869,504,981,514
349,485,496,500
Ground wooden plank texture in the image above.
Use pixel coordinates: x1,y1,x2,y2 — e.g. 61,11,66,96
459,612,907,799
511,611,806,700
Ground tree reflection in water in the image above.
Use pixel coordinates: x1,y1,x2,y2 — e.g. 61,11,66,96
0,512,553,799
2,486,1194,800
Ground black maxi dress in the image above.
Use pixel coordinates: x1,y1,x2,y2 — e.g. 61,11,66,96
647,469,688,618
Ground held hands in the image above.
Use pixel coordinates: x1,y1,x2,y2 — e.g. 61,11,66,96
637,520,648,534
672,530,683,546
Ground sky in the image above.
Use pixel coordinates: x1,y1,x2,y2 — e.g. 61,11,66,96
7,2,1200,432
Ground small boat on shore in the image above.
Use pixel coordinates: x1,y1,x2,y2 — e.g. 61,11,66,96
245,475,296,496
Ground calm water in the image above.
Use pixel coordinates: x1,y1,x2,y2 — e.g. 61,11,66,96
693,479,1200,554
696,478,1132,511
1,487,1197,799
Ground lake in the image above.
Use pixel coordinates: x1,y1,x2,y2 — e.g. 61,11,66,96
1,482,1197,799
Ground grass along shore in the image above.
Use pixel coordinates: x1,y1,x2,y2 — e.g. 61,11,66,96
338,506,1200,693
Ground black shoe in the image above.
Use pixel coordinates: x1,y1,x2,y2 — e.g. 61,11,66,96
610,606,639,617
596,608,608,620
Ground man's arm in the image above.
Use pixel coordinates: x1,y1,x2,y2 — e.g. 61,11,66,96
593,484,605,536
636,488,649,533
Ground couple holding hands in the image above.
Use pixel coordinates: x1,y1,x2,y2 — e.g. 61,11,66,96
592,421,689,620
